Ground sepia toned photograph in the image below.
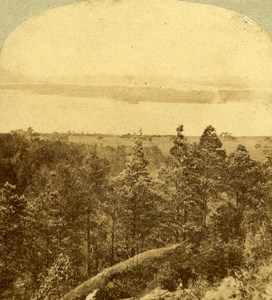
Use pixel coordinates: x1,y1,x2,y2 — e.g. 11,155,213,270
0,0,272,299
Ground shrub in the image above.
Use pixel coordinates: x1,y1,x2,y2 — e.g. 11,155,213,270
31,254,74,300
203,261,272,300
195,239,244,283
157,246,197,292
94,264,158,300
157,262,181,292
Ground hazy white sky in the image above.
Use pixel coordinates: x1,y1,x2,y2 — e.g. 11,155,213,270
2,0,272,87
0,0,272,135
1,0,272,48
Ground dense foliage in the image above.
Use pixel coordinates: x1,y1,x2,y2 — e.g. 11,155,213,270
0,127,272,299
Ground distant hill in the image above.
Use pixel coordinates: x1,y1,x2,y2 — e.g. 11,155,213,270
1,83,272,104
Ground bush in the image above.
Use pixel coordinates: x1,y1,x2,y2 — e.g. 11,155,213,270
203,261,272,300
244,225,272,266
195,239,244,283
157,262,181,292
31,254,74,300
156,246,197,292
94,265,158,300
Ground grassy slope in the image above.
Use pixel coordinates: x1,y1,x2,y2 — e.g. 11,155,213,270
61,244,180,300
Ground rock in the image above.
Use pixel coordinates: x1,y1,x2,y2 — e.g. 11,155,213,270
85,289,98,300
140,287,173,300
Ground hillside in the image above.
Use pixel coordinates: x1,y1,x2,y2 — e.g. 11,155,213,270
61,244,181,300
1,128,272,299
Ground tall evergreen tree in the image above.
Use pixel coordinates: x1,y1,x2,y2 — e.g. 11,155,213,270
114,132,158,257
226,145,268,236
170,125,187,161
189,126,227,232
80,150,110,278
159,125,200,243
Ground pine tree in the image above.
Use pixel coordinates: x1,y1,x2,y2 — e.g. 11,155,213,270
190,126,227,232
114,132,158,257
159,126,200,243
226,145,268,236
76,149,110,278
170,125,187,161
199,125,223,153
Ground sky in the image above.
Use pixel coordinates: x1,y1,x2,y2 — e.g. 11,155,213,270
0,0,84,48
0,0,272,136
2,0,272,87
1,0,272,48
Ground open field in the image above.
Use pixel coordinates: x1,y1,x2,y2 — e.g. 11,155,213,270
64,134,272,162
